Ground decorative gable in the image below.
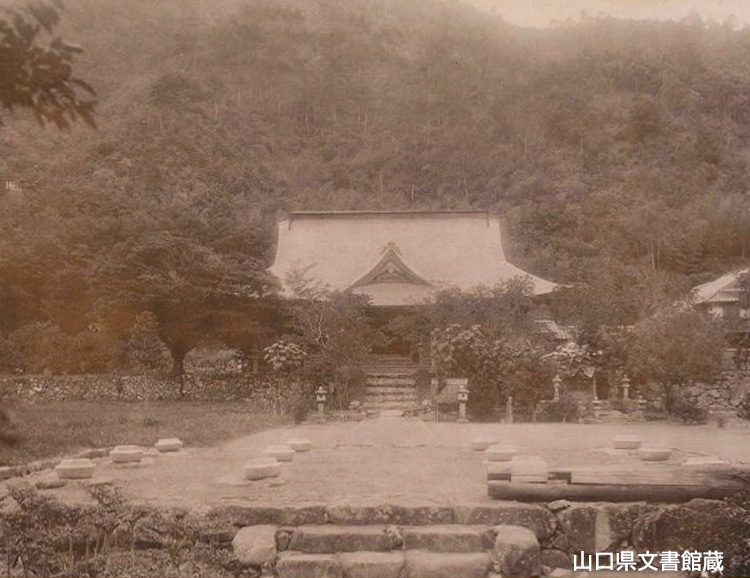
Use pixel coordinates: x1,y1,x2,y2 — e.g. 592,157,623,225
351,243,432,287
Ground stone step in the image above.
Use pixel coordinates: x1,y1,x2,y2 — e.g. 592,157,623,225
401,526,494,552
285,526,495,554
338,551,405,578
364,393,418,402
404,551,492,578
366,376,417,385
276,552,342,578
362,401,418,410
288,526,401,553
275,551,494,578
365,386,418,395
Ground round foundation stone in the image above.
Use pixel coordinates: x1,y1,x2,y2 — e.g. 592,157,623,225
485,445,517,462
111,445,145,463
55,458,95,479
243,458,282,480
155,438,183,452
286,438,312,452
263,445,295,462
471,438,496,451
612,435,642,450
638,447,672,462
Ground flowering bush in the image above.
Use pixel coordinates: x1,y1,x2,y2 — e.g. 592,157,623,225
263,340,306,372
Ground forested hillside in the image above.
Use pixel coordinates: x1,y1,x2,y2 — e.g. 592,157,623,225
1,0,750,353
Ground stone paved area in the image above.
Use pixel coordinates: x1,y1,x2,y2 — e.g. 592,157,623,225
25,418,750,508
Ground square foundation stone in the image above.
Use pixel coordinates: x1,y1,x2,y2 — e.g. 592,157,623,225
264,445,295,462
243,458,282,480
55,458,95,479
286,438,312,452
155,438,183,452
638,447,672,462
111,445,145,463
485,445,517,462
510,456,548,483
612,435,642,450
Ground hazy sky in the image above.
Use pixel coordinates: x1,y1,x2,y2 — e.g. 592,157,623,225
465,0,750,28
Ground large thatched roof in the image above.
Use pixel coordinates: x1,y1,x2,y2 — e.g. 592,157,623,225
269,211,556,306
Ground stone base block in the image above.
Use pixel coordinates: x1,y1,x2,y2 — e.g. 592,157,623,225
405,551,491,578
276,552,342,578
638,447,672,462
243,458,282,480
485,445,517,462
155,438,183,452
232,525,277,567
510,456,548,483
612,435,642,450
471,438,496,451
286,438,312,452
288,526,400,553
493,525,541,578
337,551,405,578
55,458,95,479
264,445,295,462
35,473,66,489
111,445,145,463
402,526,493,552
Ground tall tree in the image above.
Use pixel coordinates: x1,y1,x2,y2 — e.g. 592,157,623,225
0,1,96,127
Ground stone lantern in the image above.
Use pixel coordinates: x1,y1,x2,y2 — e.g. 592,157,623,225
552,375,562,401
315,386,327,414
622,375,630,400
457,383,469,422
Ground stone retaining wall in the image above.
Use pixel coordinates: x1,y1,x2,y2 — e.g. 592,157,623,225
685,368,750,412
0,373,276,403
5,496,743,575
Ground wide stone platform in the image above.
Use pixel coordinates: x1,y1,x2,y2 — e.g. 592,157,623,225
22,418,750,509
6,418,749,577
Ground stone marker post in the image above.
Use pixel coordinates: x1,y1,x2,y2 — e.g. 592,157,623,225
457,382,469,423
552,375,561,401
506,396,514,424
315,386,326,415
622,375,630,400
591,398,601,421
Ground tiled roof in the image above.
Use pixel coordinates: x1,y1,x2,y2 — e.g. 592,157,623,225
269,212,556,305
691,268,749,305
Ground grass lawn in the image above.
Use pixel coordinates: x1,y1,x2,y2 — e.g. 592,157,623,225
0,400,287,466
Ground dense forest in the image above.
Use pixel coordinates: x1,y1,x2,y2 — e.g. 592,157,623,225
1,0,750,371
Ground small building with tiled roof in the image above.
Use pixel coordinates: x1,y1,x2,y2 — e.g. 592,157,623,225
269,211,556,306
691,267,749,320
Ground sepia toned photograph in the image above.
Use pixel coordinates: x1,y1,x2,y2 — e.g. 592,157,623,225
1,0,750,576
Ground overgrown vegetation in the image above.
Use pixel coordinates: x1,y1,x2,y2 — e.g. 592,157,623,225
0,486,236,578
1,0,750,377
0,401,285,466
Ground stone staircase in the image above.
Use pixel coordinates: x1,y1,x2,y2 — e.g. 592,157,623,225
363,355,425,413
594,400,633,423
234,523,541,578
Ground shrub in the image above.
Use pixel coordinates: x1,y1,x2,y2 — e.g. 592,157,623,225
608,398,639,414
670,393,708,425
7,322,120,374
738,391,750,422
121,312,171,374
291,396,311,424
538,393,581,422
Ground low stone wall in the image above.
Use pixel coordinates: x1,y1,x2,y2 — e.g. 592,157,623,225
3,495,745,576
684,368,750,412
0,372,276,403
